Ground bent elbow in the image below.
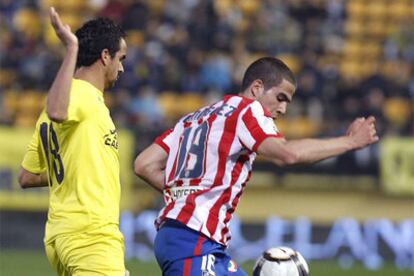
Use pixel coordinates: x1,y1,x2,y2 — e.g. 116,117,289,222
18,172,30,189
134,157,146,178
46,96,68,122
46,109,67,123
20,182,30,189
278,152,300,167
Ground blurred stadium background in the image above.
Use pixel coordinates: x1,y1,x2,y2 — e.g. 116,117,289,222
0,0,413,275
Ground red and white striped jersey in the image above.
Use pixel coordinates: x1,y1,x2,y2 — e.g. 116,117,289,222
154,94,283,246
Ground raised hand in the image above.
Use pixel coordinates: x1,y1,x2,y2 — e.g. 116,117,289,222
348,116,379,149
46,7,79,123
49,7,78,50
346,117,365,136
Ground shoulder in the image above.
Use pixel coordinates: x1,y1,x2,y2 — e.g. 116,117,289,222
242,101,272,118
70,79,88,100
224,95,268,115
67,80,83,108
223,94,253,106
69,79,101,111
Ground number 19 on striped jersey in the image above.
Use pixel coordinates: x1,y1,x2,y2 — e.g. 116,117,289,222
175,121,209,179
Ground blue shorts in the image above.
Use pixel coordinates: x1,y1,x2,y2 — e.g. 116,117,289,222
154,219,247,276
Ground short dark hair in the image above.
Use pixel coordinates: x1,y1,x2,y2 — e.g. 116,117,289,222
75,18,126,67
241,57,296,91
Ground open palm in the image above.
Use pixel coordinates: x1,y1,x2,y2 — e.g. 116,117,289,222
49,7,78,49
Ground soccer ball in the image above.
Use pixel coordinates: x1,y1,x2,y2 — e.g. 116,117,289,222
253,247,309,276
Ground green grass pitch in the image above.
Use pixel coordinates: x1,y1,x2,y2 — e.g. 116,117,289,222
0,249,411,275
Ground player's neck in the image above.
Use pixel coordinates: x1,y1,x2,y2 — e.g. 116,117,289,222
239,90,254,100
74,66,105,93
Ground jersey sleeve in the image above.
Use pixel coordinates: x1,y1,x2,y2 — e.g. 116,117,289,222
237,102,284,152
21,126,46,174
65,90,83,123
154,128,174,154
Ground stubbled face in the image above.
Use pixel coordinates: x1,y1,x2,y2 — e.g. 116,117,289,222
255,78,296,119
105,38,127,89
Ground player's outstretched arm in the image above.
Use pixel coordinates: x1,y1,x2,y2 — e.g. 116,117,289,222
46,7,79,123
258,116,379,166
18,168,48,189
134,143,168,193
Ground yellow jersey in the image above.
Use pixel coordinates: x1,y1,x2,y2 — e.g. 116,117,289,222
22,79,121,242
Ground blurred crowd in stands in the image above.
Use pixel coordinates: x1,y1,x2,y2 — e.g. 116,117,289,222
1,0,413,172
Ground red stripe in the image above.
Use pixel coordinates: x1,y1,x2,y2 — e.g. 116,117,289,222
242,107,283,152
183,234,206,276
219,169,252,244
212,99,251,186
156,201,176,229
175,115,219,223
167,135,183,183
176,98,237,224
194,235,205,254
183,258,191,276
189,178,201,186
189,114,217,187
167,121,193,182
206,154,249,237
175,188,209,224
170,122,194,181
202,99,251,236
175,179,184,187
155,140,169,153
154,128,173,154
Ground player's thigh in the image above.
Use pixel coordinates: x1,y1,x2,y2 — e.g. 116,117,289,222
214,254,247,276
56,229,125,275
162,255,207,276
165,254,246,276
44,240,70,276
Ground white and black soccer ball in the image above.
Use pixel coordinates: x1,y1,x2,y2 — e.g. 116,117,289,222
253,247,309,276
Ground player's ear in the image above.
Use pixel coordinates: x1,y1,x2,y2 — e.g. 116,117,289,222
251,79,264,99
101,49,111,66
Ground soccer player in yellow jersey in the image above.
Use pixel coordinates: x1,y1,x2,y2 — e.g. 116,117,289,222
18,7,128,275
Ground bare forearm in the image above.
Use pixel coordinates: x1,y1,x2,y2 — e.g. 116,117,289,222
134,143,168,194
137,170,165,194
46,46,78,122
259,136,358,166
259,116,378,167
283,136,356,164
31,174,49,188
19,170,48,189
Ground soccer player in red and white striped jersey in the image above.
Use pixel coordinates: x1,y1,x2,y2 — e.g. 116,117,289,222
134,57,379,276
